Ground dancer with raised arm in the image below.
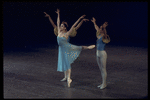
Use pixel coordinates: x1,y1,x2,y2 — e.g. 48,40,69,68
56,9,95,87
44,12,89,38
91,17,110,89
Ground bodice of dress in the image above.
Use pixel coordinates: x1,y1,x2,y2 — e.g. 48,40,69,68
97,36,106,51
57,36,68,46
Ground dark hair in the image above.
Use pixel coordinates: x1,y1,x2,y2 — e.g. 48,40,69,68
62,21,68,28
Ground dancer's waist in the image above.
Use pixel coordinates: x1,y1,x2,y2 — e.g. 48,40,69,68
96,45,105,51
96,50,107,57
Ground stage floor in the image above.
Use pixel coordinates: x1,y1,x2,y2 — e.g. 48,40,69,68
3,45,148,99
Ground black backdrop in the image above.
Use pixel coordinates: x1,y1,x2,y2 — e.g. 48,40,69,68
3,1,148,50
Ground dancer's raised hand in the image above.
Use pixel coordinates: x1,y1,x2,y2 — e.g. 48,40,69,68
44,12,50,17
91,17,96,23
80,15,86,19
83,19,89,22
55,9,60,14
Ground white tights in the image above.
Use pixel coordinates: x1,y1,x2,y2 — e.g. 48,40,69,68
61,69,72,87
96,50,107,89
64,69,71,80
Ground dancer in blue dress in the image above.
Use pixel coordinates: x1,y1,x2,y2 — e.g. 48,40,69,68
56,9,95,87
91,17,110,89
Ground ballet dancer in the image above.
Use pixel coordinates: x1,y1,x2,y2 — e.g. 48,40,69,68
56,9,95,87
44,12,89,38
44,12,89,83
91,17,110,89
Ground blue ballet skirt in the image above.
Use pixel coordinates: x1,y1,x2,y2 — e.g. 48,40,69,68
57,36,82,72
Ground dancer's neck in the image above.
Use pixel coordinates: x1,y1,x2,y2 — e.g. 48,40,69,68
60,30,67,34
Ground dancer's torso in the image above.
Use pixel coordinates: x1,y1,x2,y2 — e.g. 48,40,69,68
57,33,70,44
57,33,70,46
97,35,106,51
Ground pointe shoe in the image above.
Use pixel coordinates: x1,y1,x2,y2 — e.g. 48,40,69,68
87,45,95,49
99,84,107,89
67,79,72,87
60,78,67,81
97,84,102,88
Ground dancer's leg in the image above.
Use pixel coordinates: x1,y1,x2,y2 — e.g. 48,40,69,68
100,55,107,89
97,56,102,88
60,71,67,81
97,51,107,89
67,69,71,80
67,69,72,87
82,45,95,50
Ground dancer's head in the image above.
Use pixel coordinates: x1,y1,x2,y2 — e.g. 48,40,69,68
60,21,68,32
101,25,108,39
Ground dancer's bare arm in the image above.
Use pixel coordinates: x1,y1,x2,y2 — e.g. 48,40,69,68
91,17,99,31
75,19,89,30
103,22,108,37
66,15,86,37
56,9,60,34
104,28,107,34
44,12,57,28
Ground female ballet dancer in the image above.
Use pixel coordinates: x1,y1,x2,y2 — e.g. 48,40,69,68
91,17,110,89
44,12,89,38
56,9,95,87
44,12,89,83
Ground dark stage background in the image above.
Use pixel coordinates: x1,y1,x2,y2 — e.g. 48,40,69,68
3,2,148,50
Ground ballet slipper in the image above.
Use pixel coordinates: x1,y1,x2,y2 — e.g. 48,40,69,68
99,84,107,89
97,84,102,88
87,45,95,49
60,77,67,81
67,79,72,87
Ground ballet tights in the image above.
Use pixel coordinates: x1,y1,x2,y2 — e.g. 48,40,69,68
61,69,72,87
96,50,107,89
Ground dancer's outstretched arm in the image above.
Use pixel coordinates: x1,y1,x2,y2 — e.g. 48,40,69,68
104,28,107,35
44,12,57,28
55,9,60,34
66,15,86,37
91,17,99,31
75,19,89,30
103,22,108,38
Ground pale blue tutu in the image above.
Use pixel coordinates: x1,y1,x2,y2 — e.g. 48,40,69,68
57,36,82,72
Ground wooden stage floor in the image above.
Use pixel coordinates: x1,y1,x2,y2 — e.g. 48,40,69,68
3,45,148,99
